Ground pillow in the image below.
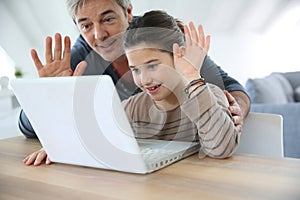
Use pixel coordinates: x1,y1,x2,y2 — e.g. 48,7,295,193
295,86,300,102
271,73,294,102
282,71,300,89
245,73,293,104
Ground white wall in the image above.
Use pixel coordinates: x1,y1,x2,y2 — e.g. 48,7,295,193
0,1,36,77
0,0,78,78
131,0,300,85
1,0,299,86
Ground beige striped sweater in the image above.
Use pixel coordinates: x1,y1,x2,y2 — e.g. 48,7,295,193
122,83,240,159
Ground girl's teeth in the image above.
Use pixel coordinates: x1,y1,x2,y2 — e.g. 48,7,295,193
149,86,158,90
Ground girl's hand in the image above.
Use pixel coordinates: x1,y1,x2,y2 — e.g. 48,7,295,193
173,22,210,82
23,148,51,166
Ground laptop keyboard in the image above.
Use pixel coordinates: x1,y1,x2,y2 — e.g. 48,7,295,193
140,147,181,162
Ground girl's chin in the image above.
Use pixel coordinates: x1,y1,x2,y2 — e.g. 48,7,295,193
150,91,176,102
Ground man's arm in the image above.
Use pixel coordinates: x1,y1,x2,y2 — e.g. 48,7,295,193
18,110,37,138
200,56,250,131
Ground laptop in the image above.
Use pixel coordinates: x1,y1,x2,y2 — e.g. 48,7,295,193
11,75,199,174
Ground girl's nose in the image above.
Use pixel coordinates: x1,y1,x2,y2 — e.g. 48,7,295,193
140,72,153,86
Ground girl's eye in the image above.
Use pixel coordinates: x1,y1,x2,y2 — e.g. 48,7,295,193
131,68,140,74
148,64,158,70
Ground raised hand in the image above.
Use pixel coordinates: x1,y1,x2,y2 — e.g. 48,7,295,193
31,33,87,77
173,22,210,82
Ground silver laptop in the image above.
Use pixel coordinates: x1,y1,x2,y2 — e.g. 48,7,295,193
11,75,199,174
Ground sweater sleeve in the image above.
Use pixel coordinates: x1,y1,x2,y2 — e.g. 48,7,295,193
18,109,37,138
180,84,240,159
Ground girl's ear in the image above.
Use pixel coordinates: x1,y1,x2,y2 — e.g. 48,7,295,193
127,4,133,23
179,46,186,57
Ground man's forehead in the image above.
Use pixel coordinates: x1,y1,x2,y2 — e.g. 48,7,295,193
76,0,122,16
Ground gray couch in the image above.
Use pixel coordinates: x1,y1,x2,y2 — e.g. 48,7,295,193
245,71,300,158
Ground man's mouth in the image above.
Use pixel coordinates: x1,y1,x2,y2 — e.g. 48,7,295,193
96,38,116,50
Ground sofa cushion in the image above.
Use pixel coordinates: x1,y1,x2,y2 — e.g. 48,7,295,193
295,86,300,102
275,73,295,102
282,71,300,89
245,73,294,104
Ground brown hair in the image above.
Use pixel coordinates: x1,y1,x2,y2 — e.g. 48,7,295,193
123,10,185,54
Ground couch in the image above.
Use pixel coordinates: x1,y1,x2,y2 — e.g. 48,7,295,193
245,71,300,158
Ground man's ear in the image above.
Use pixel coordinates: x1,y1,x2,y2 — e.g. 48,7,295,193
126,4,133,23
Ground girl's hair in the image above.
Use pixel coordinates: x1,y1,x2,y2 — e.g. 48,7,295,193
66,0,131,22
123,10,185,54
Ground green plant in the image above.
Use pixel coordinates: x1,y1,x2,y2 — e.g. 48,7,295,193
14,68,23,78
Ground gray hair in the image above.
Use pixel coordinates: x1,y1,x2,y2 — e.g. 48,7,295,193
65,0,131,23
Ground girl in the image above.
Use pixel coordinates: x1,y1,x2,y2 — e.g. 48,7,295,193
122,10,240,158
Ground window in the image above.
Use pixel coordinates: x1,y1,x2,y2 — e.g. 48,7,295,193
0,46,16,79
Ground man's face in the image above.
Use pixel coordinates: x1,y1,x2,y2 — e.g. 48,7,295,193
75,0,133,62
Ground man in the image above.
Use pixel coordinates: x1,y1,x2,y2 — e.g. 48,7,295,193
19,0,250,139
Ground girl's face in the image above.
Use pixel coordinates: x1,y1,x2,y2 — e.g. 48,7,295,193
126,47,183,106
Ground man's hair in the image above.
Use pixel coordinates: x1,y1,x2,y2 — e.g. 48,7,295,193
65,0,131,22
124,10,185,55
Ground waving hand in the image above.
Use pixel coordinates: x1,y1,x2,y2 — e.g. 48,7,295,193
31,33,87,77
173,22,210,82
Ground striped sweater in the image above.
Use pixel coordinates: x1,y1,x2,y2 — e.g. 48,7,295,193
122,83,240,159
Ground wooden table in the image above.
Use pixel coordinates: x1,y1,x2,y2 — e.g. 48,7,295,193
1,136,300,200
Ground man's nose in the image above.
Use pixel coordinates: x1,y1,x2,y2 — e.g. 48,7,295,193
94,24,108,41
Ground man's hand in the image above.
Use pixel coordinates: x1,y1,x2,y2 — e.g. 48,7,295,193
31,33,87,77
224,90,244,133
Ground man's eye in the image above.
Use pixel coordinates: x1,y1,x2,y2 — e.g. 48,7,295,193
103,17,116,24
81,24,90,31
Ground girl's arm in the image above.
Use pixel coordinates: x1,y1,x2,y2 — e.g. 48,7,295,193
174,22,240,158
181,84,240,158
